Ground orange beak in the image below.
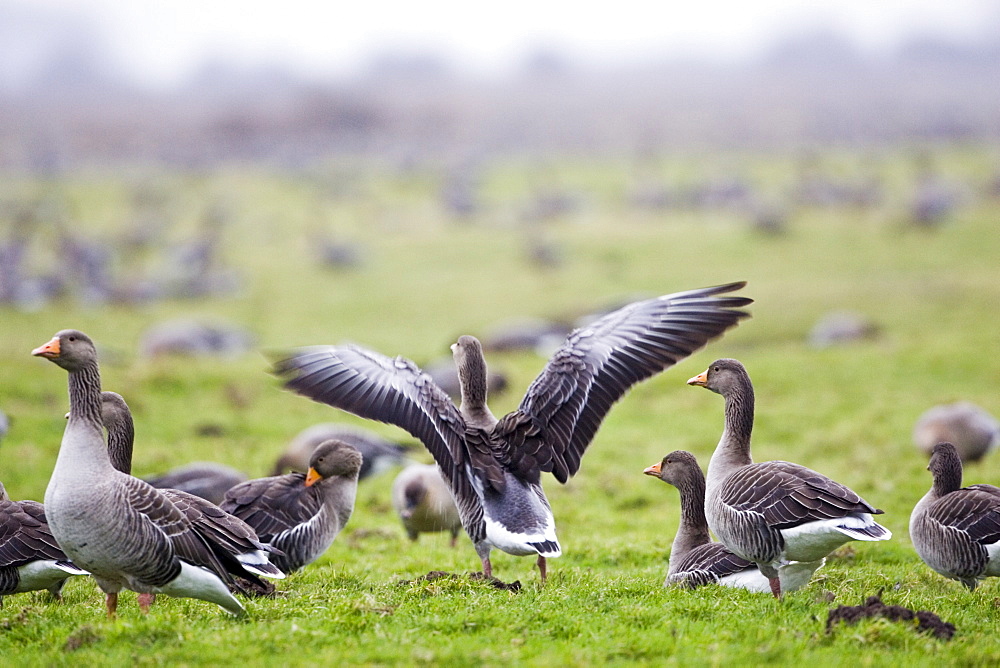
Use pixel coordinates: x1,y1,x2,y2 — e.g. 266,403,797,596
643,462,662,476
304,467,323,487
687,370,708,386
32,337,61,358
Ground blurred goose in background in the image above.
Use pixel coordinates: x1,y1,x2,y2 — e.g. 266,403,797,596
33,330,283,617
392,464,462,546
271,422,408,478
643,451,820,593
222,439,362,574
913,402,999,463
143,464,249,506
0,481,88,606
689,358,891,597
273,282,752,582
910,442,1000,590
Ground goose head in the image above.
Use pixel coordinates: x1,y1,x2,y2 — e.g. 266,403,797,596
643,450,702,489
686,358,749,396
928,441,963,495
32,329,97,371
304,439,363,487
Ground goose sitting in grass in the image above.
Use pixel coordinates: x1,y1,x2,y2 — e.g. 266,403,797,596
643,451,821,593
688,358,891,597
0,481,88,606
273,282,751,582
910,441,1000,590
392,464,463,546
221,439,362,574
33,330,283,617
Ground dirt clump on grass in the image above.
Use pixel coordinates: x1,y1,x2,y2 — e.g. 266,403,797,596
398,570,522,592
826,594,955,640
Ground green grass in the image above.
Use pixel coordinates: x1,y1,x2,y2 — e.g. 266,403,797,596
2,150,1000,664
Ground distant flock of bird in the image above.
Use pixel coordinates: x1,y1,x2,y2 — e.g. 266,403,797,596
3,281,1000,617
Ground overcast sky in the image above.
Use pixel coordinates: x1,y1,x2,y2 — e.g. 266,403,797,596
10,0,1000,86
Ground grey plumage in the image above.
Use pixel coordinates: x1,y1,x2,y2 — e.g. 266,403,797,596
910,442,1000,590
392,464,462,545
271,423,408,478
222,439,362,574
691,358,891,596
34,330,282,617
0,481,87,604
273,282,752,580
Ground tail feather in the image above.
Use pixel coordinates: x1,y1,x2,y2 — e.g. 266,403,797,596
838,522,892,541
528,540,561,558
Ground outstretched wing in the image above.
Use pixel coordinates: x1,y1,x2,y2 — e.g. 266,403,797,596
495,282,752,483
271,345,486,541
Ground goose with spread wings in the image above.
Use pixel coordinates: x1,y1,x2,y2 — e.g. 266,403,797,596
272,282,752,581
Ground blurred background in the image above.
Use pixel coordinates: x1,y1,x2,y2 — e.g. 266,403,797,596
2,0,999,170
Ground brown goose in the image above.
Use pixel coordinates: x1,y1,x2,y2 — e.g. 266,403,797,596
273,282,751,581
643,451,822,592
33,330,283,617
221,439,362,574
689,358,891,597
910,442,1000,590
0,481,88,605
392,464,462,546
99,390,282,598
912,402,999,463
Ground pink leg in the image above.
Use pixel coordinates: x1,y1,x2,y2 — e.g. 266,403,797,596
106,592,118,618
769,577,781,599
138,593,156,614
481,556,492,579
537,555,548,583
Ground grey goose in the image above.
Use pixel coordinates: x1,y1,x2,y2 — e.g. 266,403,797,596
271,422,408,478
392,464,462,546
33,330,283,617
99,390,283,599
910,441,1000,590
643,451,820,593
143,462,249,506
689,358,891,597
912,402,999,463
0,481,87,605
221,439,362,574
272,282,752,581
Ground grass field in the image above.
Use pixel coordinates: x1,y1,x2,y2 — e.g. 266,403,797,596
2,150,1000,665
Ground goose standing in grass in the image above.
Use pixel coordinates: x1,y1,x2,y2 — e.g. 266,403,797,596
392,464,463,546
33,330,283,617
0,481,88,606
643,451,821,593
273,282,752,582
910,441,1000,590
221,439,362,574
99,390,283,598
689,358,891,597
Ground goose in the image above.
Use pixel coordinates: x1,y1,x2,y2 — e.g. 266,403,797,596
912,402,999,463
221,439,362,574
271,423,408,478
643,451,822,593
0,481,88,605
689,358,891,597
272,282,752,581
910,441,1000,590
99,390,282,599
32,330,283,617
392,464,463,546
143,463,249,506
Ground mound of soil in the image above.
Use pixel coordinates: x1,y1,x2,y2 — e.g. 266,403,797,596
827,594,955,640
